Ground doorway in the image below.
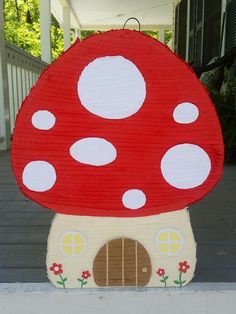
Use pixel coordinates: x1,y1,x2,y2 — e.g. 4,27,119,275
93,237,151,287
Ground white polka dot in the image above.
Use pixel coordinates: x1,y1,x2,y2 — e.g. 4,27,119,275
70,137,117,166
122,189,146,209
173,102,199,124
22,161,56,192
32,110,56,130
161,144,211,189
77,56,146,119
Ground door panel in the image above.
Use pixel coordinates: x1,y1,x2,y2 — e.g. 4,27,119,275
93,238,151,287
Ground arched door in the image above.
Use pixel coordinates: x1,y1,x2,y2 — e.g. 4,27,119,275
93,238,151,287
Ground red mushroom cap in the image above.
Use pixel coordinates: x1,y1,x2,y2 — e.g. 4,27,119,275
11,30,224,217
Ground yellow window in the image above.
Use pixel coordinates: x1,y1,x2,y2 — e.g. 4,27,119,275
159,243,169,254
59,231,86,257
156,228,184,256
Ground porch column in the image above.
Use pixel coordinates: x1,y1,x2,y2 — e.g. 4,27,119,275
185,0,190,61
75,27,81,40
0,1,11,150
63,5,71,50
39,0,51,63
221,0,227,56
159,29,165,43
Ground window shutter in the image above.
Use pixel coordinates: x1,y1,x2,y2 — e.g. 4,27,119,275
188,0,197,64
174,5,179,53
195,0,204,67
174,0,187,60
202,0,222,65
178,0,188,59
225,0,236,54
188,0,204,67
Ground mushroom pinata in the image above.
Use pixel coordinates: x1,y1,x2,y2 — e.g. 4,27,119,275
11,30,224,288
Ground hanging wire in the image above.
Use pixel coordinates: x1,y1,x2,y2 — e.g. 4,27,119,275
123,17,141,31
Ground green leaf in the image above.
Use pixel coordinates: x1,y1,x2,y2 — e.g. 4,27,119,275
174,280,180,285
77,279,83,282
4,0,64,61
181,280,186,284
160,280,165,283
63,277,68,282
164,276,169,280
57,281,63,285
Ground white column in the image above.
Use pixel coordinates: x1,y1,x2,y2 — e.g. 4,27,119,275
185,0,190,61
40,0,51,63
159,29,165,43
75,28,81,40
221,0,227,56
0,1,11,150
63,6,71,50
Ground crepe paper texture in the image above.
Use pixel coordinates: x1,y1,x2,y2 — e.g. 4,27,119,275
11,29,224,288
11,29,224,217
46,209,196,288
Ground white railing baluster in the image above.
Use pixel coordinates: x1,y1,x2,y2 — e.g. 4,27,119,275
32,71,35,86
27,70,30,94
4,42,48,144
25,69,29,95
12,65,18,122
22,68,26,100
29,71,34,87
14,64,19,114
17,66,23,108
7,63,14,133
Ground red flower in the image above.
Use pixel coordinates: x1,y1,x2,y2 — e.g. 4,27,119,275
50,263,63,275
156,268,165,277
179,261,190,273
81,270,91,279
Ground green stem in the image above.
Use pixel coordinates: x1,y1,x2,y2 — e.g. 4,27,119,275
162,276,167,287
179,271,183,287
59,273,65,289
81,278,84,288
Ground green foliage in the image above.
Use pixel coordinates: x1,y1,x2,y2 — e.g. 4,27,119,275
81,30,102,40
209,72,236,162
4,0,173,60
142,30,159,40
143,30,172,44
81,29,173,44
4,0,64,60
202,66,236,162
164,30,172,44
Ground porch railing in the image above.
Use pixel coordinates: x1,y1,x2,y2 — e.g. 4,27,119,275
5,42,48,134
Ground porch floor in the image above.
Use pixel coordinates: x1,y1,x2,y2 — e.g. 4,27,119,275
0,150,236,283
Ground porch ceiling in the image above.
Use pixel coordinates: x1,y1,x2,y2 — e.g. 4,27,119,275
51,0,174,30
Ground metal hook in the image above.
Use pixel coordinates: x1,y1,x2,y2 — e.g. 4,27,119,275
123,17,141,31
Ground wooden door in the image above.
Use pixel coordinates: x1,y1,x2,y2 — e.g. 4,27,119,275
93,238,151,287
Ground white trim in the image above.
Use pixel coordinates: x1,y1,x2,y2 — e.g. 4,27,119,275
0,283,236,314
63,6,71,50
172,2,177,51
221,0,227,56
185,0,190,61
60,0,82,29
80,24,173,31
39,0,51,63
1,282,236,293
75,28,81,40
200,0,205,66
60,0,69,6
0,1,11,150
159,29,165,43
